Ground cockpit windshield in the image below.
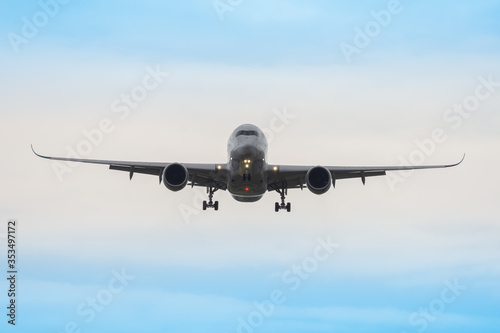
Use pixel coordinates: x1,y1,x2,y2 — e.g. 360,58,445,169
236,130,259,137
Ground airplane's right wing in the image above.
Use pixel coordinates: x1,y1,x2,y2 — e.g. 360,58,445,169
31,145,228,189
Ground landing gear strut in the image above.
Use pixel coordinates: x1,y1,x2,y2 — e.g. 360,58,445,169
203,185,219,211
273,183,291,212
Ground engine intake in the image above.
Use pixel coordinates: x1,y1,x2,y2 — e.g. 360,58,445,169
162,163,189,191
306,166,332,195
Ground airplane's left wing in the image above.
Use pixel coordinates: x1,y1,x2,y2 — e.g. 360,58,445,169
267,154,465,190
32,145,228,189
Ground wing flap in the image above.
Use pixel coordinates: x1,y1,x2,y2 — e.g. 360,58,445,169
334,170,386,180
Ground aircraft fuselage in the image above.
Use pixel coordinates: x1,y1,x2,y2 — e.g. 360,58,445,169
226,124,268,202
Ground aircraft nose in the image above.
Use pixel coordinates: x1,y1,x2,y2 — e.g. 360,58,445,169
235,144,259,158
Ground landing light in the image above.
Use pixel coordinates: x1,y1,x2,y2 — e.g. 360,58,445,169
273,166,278,171
245,164,249,168
217,165,222,170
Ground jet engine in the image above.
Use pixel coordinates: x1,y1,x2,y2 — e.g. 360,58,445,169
306,166,332,195
162,163,189,191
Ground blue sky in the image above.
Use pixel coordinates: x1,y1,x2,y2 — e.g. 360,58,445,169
2,0,499,64
1,1,499,332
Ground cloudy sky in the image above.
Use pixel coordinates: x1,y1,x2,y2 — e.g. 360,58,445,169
1,0,499,332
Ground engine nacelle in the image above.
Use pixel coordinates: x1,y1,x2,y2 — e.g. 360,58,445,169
162,163,189,191
306,166,332,195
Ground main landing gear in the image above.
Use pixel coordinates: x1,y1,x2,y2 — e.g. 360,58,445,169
203,185,219,211
272,183,291,212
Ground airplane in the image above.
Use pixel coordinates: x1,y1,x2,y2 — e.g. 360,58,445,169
32,123,464,212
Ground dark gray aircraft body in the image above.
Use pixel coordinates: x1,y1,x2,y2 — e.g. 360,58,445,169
33,124,464,212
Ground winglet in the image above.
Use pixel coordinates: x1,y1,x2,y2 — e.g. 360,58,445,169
31,144,48,159
447,153,465,167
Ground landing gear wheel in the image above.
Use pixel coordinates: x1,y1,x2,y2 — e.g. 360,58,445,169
286,202,291,212
275,202,280,212
214,201,219,211
203,201,207,210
